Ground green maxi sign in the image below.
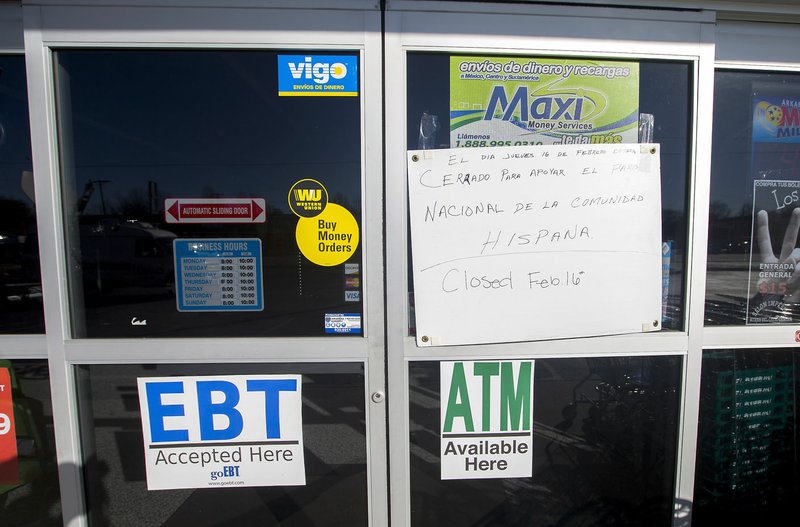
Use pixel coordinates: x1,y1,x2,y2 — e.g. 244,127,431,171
450,56,640,147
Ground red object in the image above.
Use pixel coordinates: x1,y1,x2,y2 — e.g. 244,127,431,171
0,368,19,484
165,198,266,223
795,330,800,343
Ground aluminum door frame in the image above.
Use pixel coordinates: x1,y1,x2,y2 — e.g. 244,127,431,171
22,2,387,525
384,3,715,525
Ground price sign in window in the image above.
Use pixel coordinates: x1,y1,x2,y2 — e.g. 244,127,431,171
0,367,19,484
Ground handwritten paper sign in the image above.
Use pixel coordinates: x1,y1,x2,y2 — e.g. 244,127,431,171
407,144,662,346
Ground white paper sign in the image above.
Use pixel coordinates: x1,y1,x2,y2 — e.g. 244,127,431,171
138,375,305,490
407,143,662,346
441,360,534,479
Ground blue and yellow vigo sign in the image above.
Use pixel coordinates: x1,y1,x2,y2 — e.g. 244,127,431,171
277,55,358,96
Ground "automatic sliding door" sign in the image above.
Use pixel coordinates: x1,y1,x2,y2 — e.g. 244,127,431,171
165,198,266,224
441,360,534,479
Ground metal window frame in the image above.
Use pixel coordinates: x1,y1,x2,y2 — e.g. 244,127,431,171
22,2,386,526
706,21,800,351
384,3,715,526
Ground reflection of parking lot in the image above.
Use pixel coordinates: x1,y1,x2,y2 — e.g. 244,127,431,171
408,358,681,526
77,253,361,338
81,364,368,526
706,253,800,324
706,254,752,324
0,228,45,333
706,254,750,298
79,220,176,297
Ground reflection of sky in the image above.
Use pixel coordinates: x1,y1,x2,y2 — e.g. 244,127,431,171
0,56,35,206
57,51,362,217
709,72,800,256
710,73,760,214
711,73,800,213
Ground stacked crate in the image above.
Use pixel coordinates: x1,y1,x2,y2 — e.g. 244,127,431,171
700,357,794,497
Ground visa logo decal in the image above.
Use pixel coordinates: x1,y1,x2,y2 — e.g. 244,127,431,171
345,290,360,302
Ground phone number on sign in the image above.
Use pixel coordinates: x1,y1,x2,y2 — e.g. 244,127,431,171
454,140,544,148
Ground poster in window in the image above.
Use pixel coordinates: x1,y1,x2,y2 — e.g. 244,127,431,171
746,180,800,323
752,93,800,182
450,57,639,148
747,92,800,324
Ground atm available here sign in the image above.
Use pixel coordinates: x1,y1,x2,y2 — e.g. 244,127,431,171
441,360,534,480
138,375,305,490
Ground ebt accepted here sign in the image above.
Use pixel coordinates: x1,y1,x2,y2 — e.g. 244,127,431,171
441,360,534,480
138,375,305,490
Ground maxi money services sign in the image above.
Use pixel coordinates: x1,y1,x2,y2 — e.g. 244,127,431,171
441,360,534,479
138,375,305,490
450,56,639,147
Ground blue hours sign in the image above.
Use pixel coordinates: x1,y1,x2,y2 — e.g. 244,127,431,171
174,239,263,312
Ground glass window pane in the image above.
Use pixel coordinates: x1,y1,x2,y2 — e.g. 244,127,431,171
693,348,799,523
0,359,62,525
0,56,44,334
78,363,367,526
706,71,800,325
409,356,682,526
406,54,692,332
55,50,363,338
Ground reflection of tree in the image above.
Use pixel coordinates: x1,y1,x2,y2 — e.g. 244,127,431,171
331,192,361,215
708,199,757,255
709,200,732,220
661,208,685,249
0,197,34,235
113,188,150,219
739,201,753,218
201,186,222,198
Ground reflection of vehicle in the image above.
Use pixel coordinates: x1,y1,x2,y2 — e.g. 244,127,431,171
79,218,176,294
0,231,41,305
719,239,751,254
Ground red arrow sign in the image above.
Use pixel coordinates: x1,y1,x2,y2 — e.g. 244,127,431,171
165,198,266,224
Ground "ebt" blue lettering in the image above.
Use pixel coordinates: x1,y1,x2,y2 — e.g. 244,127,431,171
145,379,297,443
